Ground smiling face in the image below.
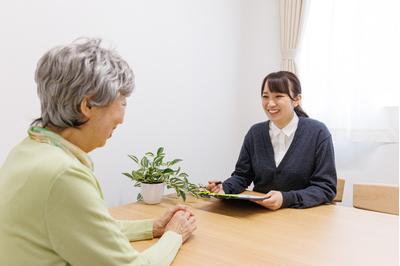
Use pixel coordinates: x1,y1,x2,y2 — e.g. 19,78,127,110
81,94,127,151
262,81,301,129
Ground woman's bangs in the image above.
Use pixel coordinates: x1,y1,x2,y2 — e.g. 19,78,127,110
266,78,290,95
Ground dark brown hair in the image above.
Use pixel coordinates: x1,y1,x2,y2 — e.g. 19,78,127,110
261,71,308,117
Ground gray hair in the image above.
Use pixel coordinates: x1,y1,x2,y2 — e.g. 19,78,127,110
33,38,134,129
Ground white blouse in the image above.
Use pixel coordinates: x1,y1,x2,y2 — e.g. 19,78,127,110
269,113,299,166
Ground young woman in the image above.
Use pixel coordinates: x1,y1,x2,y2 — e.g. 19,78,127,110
208,71,337,210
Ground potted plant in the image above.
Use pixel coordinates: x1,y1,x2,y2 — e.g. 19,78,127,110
122,147,202,204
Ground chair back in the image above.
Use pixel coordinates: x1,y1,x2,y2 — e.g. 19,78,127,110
333,178,345,202
353,183,399,215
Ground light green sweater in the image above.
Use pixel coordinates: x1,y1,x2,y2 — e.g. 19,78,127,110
0,138,182,266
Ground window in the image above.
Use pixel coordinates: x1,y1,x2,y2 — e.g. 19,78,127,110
298,0,399,142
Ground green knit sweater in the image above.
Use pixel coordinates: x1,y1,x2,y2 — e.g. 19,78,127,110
0,137,181,265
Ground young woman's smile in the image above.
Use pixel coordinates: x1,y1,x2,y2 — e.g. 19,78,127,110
262,85,300,129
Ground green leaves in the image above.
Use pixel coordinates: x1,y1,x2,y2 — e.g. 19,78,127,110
137,193,143,201
153,156,164,167
122,172,133,179
157,147,164,156
145,152,154,157
167,159,182,166
122,147,202,202
128,155,139,164
140,156,149,167
162,168,174,175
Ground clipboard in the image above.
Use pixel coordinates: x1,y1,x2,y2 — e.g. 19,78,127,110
199,192,270,201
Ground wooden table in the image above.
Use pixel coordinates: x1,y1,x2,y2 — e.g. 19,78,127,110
110,193,399,266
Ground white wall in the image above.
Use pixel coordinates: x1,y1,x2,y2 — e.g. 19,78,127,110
3,1,394,209
0,0,280,207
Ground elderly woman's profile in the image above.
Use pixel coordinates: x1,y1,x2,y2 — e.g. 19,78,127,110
0,38,196,265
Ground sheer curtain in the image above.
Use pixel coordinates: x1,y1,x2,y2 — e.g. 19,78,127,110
279,0,307,74
298,0,399,143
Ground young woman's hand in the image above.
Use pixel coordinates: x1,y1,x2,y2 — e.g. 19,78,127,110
153,205,194,238
165,210,197,243
206,180,225,193
253,190,283,210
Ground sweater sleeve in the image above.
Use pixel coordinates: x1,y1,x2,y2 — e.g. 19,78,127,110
46,166,182,266
115,219,153,242
281,135,337,208
223,131,255,194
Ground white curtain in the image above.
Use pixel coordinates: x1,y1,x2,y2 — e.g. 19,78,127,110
298,0,399,143
297,0,399,206
279,0,307,74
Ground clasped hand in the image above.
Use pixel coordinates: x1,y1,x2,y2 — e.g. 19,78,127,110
153,205,197,243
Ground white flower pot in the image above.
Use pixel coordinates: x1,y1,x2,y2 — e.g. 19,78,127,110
141,183,165,204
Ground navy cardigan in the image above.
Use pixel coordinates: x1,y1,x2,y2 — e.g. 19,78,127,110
223,117,337,208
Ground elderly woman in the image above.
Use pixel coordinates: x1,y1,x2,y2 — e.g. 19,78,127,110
0,39,196,265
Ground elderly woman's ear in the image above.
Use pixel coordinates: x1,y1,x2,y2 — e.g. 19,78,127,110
80,96,93,119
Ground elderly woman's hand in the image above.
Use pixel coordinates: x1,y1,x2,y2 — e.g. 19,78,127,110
153,205,194,238
164,210,197,243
